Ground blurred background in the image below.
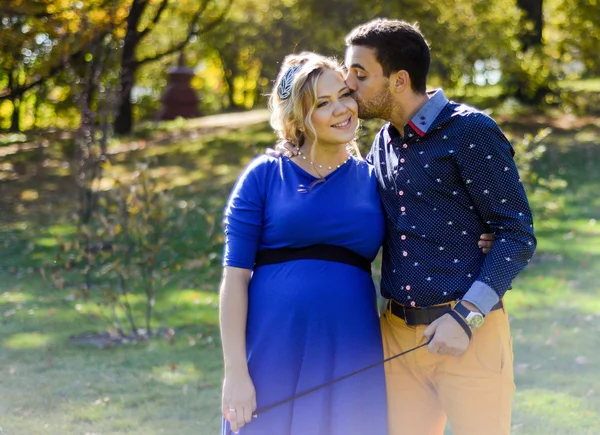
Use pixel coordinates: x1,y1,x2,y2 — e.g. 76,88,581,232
0,1,599,434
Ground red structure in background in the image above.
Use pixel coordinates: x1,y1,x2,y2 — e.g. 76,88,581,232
156,53,201,120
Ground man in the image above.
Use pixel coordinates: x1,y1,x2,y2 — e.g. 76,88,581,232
344,19,536,435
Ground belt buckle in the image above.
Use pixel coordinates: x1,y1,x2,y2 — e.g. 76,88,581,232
389,299,407,321
401,302,417,326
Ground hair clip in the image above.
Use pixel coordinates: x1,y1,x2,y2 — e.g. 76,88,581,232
277,64,302,100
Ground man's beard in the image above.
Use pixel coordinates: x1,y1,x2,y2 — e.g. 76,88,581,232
354,84,393,120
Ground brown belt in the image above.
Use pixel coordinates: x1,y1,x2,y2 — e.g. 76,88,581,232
387,299,503,326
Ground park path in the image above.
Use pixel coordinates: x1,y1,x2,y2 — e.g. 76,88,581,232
179,108,270,130
0,109,272,224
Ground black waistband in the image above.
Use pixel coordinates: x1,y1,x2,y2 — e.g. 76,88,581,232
388,299,504,326
254,244,371,274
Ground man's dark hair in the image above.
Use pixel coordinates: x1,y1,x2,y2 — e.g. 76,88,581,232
345,18,430,94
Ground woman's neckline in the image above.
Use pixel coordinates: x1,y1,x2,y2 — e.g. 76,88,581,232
284,154,355,181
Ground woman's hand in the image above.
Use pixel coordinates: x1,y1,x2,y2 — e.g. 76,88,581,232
222,369,257,433
478,233,495,254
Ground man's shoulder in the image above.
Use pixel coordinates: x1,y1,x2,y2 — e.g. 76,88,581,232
443,102,513,155
445,101,499,130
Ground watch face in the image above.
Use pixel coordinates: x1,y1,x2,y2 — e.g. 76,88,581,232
467,313,484,328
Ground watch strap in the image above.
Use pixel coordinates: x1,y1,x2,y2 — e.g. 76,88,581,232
447,310,473,341
454,301,471,319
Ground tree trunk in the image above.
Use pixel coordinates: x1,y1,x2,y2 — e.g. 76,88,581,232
10,96,20,132
113,0,146,136
219,49,242,110
114,79,134,135
516,0,544,50
224,73,241,110
513,0,549,103
8,71,20,132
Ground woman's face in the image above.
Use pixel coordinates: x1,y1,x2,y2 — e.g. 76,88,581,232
308,68,358,148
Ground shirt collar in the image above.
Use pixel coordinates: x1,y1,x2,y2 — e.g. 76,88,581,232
407,88,449,136
384,88,449,141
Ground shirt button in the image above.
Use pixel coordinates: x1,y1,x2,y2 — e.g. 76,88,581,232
405,285,411,290
401,235,406,240
402,251,408,257
400,158,405,163
403,143,408,149
398,190,404,196
400,206,406,211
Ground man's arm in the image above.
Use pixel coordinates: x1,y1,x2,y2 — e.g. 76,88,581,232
456,117,537,315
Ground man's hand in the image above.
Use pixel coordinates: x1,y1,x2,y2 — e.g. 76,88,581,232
264,147,280,157
479,233,495,254
265,142,298,158
424,313,471,356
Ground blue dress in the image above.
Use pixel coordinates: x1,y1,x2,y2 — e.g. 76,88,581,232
222,155,387,435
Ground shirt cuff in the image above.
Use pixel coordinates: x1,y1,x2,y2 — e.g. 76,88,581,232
462,281,500,316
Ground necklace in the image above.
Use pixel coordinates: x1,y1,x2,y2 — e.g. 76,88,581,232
297,150,351,170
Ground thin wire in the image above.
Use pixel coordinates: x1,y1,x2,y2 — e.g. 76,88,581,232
253,338,431,417
225,339,432,434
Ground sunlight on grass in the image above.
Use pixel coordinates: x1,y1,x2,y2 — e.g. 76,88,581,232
1,111,599,435
0,291,34,304
152,362,200,385
4,332,54,349
0,221,31,231
46,223,77,237
164,289,218,307
33,236,60,247
515,389,599,429
72,398,127,424
159,289,220,325
20,189,39,201
558,78,600,92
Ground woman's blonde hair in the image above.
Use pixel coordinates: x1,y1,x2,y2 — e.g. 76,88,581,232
269,52,360,161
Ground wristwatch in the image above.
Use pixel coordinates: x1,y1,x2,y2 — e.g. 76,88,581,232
454,302,484,329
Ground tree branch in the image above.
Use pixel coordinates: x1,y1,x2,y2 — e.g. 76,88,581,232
0,61,64,100
0,9,125,102
136,0,233,67
1,0,117,20
196,0,234,34
138,0,170,41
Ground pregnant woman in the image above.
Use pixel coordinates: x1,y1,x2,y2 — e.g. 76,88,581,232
219,52,387,435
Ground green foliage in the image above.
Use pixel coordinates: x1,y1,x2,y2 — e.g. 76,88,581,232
512,128,568,218
545,0,600,78
1,112,600,433
46,161,196,338
2,0,600,130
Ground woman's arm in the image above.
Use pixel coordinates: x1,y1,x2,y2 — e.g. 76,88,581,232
220,266,256,433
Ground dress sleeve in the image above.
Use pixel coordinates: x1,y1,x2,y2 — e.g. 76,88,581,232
222,157,268,269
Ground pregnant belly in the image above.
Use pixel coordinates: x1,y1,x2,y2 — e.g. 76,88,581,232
248,260,377,319
245,260,383,371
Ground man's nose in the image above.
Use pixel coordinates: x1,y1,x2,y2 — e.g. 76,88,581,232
344,74,356,92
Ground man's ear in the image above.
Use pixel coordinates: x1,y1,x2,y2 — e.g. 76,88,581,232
392,70,410,92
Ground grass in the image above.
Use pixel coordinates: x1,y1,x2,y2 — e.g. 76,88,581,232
1,109,600,434
558,78,600,93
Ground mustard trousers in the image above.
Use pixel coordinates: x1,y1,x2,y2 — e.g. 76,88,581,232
380,304,515,435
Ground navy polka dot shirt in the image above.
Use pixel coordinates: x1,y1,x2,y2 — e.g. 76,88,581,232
367,89,537,314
